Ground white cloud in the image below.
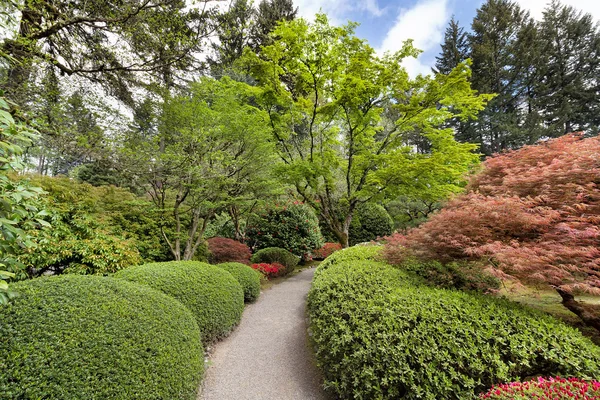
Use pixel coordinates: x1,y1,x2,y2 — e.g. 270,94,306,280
377,0,450,77
293,0,384,23
514,0,600,21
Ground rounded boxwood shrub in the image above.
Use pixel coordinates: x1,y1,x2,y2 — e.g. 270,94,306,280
308,261,600,400
246,202,324,257
115,261,244,343
316,244,383,277
251,247,299,276
0,275,203,400
349,203,393,246
216,262,262,303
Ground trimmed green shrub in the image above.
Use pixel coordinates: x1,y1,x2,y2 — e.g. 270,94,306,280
216,262,262,302
308,261,600,400
251,247,299,276
316,244,383,276
0,275,203,399
115,261,244,343
349,203,393,246
246,202,324,257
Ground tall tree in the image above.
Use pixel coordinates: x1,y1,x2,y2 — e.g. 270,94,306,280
0,0,216,106
250,0,297,50
244,15,491,247
467,0,538,155
536,0,600,136
208,0,256,77
122,77,275,260
434,16,469,75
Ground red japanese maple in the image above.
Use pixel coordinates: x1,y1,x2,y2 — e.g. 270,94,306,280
384,133,600,330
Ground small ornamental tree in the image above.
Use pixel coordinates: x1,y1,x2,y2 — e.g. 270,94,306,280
245,202,324,257
384,134,600,331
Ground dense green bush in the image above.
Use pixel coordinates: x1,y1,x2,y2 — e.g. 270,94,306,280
216,262,262,302
246,202,324,257
115,261,244,343
349,203,393,246
316,244,383,276
308,259,600,400
399,257,500,292
251,247,299,276
0,275,203,399
14,176,174,280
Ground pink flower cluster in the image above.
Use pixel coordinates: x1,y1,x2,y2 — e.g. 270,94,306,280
480,377,600,399
251,263,285,279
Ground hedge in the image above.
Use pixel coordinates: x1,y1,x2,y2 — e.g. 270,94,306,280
315,244,383,277
216,262,262,302
250,247,299,276
0,275,203,400
115,261,244,343
349,203,393,246
308,250,600,399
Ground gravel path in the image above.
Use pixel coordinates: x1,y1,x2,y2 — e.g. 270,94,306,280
198,267,330,400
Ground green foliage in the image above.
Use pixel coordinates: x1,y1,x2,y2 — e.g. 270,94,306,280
385,196,441,232
399,257,500,292
244,14,488,246
246,202,324,257
349,203,393,246
0,275,203,399
123,76,276,261
308,260,600,399
14,176,171,279
250,247,299,276
216,262,262,302
316,244,384,276
0,94,46,299
114,261,244,343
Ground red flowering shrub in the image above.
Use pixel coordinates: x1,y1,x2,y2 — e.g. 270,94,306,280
480,377,600,399
384,134,600,330
312,243,343,260
251,263,285,279
207,237,251,265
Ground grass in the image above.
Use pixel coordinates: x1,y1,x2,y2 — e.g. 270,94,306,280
498,282,600,345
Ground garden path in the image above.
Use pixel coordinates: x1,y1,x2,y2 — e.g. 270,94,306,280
198,267,330,400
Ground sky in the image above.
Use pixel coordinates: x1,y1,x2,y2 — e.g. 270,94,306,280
292,0,600,77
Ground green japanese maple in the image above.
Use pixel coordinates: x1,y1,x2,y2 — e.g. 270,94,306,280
244,15,492,247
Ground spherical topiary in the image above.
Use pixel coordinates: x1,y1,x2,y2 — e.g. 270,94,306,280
246,202,324,257
115,261,244,343
216,262,262,303
349,203,393,246
250,247,299,276
0,275,203,400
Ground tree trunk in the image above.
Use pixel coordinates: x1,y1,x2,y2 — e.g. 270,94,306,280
556,289,600,332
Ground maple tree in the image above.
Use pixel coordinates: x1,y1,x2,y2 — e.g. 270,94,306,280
384,133,600,330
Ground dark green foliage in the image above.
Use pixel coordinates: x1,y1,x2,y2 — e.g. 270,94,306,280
250,247,299,276
349,203,393,246
114,261,244,343
246,202,324,257
434,16,469,74
216,262,262,302
399,257,500,292
308,253,600,399
250,0,297,50
0,275,203,399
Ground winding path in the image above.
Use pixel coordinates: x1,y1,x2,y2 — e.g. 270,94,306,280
198,267,330,400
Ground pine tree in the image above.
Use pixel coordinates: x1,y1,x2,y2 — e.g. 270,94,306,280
250,0,297,50
536,0,600,136
467,0,539,155
434,17,469,74
208,0,256,77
